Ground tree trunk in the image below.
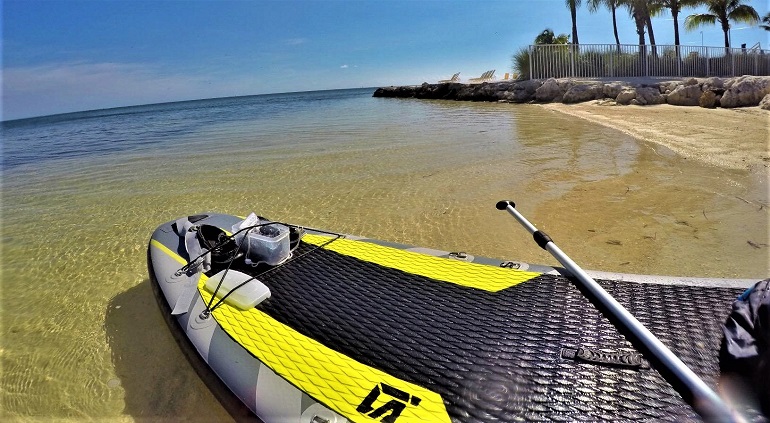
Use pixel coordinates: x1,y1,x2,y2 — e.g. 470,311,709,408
635,11,646,74
571,4,580,45
671,5,681,59
673,10,680,46
722,19,730,48
646,15,658,57
612,4,621,53
636,17,646,46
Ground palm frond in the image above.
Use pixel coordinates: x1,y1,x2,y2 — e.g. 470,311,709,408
761,12,770,30
728,4,760,24
684,13,717,30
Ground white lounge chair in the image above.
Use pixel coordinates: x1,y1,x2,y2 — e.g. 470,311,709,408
468,70,495,84
438,72,460,83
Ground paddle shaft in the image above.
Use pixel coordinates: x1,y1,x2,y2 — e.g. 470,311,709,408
495,200,737,423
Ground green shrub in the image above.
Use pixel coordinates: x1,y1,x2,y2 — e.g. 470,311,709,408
512,47,530,80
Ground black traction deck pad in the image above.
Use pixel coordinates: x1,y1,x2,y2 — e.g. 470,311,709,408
234,242,744,422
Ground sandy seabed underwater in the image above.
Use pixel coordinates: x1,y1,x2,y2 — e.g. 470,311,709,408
2,88,767,421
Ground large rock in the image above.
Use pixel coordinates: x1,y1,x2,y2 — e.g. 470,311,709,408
603,82,626,99
636,86,664,105
562,84,604,104
720,76,770,108
455,86,479,101
374,76,770,108
699,90,719,108
434,83,467,100
760,94,770,111
439,82,512,102
372,86,408,98
504,79,542,103
660,81,680,94
535,78,565,102
475,83,499,100
702,77,724,91
666,84,703,106
615,88,637,105
483,82,515,101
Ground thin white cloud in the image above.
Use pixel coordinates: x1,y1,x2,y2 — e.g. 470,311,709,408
1,59,382,120
284,38,308,46
2,61,261,119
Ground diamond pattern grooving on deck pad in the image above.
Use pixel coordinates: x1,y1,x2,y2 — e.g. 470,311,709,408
252,241,742,422
195,235,742,422
199,284,452,423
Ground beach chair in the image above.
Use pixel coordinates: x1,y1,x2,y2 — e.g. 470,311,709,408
502,72,510,80
438,72,460,83
468,70,495,84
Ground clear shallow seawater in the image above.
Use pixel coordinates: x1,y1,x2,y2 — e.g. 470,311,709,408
2,88,767,421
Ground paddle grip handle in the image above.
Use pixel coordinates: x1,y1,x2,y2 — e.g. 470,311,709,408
533,231,552,250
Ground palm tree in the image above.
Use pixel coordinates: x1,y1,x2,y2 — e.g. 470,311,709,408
684,0,760,48
534,28,570,44
656,0,703,47
625,0,650,46
588,0,622,52
646,1,663,56
761,11,770,30
566,0,582,44
622,0,651,69
512,29,570,79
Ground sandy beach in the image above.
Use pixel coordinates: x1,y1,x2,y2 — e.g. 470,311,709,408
538,102,770,171
528,102,769,279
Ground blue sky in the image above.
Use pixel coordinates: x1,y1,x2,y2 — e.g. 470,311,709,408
3,0,768,120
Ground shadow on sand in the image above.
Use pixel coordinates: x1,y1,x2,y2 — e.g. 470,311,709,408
105,279,257,422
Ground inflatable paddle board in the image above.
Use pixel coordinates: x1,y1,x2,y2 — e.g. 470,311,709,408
147,211,759,422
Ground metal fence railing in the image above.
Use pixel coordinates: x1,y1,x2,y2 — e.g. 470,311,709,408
528,43,770,79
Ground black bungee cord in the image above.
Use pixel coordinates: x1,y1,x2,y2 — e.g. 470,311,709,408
174,220,344,318
205,229,342,314
202,223,256,313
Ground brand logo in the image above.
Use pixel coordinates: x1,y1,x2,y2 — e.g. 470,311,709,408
356,383,422,423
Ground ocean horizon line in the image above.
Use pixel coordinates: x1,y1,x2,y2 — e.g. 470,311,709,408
1,86,378,125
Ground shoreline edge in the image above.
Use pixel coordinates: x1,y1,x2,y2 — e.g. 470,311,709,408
373,76,770,109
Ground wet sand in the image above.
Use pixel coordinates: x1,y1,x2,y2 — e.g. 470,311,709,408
532,103,769,278
539,102,770,170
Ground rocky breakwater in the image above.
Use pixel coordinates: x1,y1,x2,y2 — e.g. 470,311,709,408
373,75,770,110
